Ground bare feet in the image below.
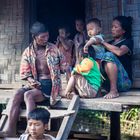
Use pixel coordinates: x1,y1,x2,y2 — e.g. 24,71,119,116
65,92,75,99
50,96,61,106
104,90,119,99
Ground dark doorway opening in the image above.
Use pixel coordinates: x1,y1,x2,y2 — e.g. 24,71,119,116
36,0,85,42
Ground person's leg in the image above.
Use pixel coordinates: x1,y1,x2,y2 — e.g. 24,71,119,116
0,88,26,137
104,62,119,99
66,71,71,83
24,89,45,116
75,75,97,98
64,75,76,99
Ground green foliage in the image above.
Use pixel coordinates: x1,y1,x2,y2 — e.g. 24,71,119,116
121,108,140,137
73,108,140,139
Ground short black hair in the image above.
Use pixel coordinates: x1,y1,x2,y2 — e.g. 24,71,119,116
78,47,88,58
30,22,49,37
28,108,50,124
86,18,101,27
58,25,70,34
75,18,85,23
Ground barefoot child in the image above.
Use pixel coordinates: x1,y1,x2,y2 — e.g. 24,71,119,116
19,108,56,140
65,46,101,99
56,26,74,82
84,18,105,65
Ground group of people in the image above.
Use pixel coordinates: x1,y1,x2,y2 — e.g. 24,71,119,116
0,15,133,139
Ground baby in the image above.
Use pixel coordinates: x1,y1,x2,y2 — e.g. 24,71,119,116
84,18,105,65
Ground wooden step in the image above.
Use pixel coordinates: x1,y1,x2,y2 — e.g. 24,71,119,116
2,109,75,119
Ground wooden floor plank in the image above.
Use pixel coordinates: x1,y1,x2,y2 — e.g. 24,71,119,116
0,89,140,112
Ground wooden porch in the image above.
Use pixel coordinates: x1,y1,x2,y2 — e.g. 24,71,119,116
0,84,140,140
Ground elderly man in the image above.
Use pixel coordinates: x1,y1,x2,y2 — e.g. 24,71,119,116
0,22,67,137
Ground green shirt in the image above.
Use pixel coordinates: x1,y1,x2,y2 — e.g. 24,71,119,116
74,57,101,91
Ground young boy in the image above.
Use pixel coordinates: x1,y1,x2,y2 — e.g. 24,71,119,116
19,108,56,140
56,26,74,81
65,46,101,99
74,19,87,63
84,18,105,65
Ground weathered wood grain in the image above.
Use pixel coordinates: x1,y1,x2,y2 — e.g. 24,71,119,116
56,95,79,140
0,89,140,112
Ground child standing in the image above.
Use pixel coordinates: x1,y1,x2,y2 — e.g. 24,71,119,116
84,18,105,65
65,46,101,99
74,19,87,63
56,26,74,82
19,108,56,140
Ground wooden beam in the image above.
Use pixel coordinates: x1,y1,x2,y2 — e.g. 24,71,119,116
53,98,123,112
3,138,18,140
2,109,75,119
1,89,140,112
118,0,124,16
56,95,80,140
73,133,107,139
0,115,7,131
110,112,121,140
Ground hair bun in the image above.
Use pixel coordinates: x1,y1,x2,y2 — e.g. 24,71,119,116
127,16,133,24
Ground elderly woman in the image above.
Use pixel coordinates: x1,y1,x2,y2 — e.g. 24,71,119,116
101,16,133,99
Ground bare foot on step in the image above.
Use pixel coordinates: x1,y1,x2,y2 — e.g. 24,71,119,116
104,90,119,99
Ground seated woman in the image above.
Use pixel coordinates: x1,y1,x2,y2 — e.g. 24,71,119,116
101,16,133,99
64,46,101,99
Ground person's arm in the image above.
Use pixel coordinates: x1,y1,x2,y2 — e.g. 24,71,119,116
102,41,129,56
57,47,68,72
84,36,104,52
20,50,33,80
73,58,94,74
47,46,63,101
84,38,95,47
20,48,40,88
55,36,60,47
73,34,80,47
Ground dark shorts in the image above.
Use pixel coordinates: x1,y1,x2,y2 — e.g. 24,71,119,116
22,79,52,98
39,79,52,98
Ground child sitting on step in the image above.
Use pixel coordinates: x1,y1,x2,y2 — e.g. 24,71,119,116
65,46,101,99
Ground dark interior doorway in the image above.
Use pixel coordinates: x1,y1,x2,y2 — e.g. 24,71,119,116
36,0,85,42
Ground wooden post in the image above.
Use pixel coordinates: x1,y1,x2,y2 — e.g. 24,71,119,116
110,112,121,140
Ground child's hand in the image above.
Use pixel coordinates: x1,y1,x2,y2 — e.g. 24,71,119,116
95,37,103,44
71,71,75,75
83,45,88,53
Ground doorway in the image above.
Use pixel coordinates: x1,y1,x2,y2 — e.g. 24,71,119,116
36,0,85,42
